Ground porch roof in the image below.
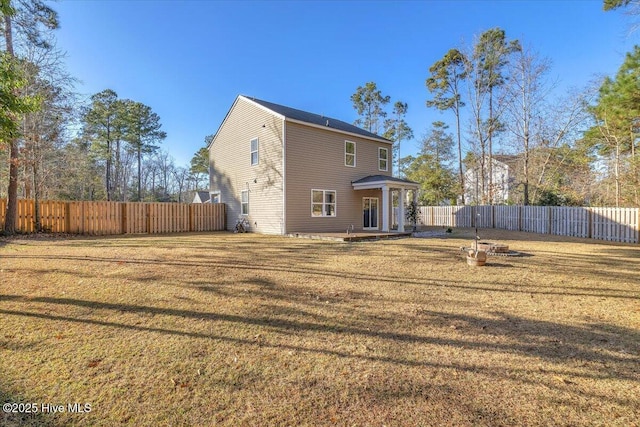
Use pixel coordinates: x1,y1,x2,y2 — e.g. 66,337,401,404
352,175,419,191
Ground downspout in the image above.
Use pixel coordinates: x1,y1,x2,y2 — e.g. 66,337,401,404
282,117,287,235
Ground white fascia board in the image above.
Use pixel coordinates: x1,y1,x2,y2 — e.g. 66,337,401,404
352,180,420,191
352,182,385,190
285,117,393,145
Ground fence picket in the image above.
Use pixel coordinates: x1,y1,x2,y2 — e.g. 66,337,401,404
418,205,638,244
0,199,226,235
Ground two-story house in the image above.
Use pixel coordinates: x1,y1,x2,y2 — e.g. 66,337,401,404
208,95,418,235
464,155,518,205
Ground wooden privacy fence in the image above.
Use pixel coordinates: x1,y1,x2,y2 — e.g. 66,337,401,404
0,199,226,235
418,205,640,244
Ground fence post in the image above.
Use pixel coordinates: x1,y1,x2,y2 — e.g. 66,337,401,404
518,205,522,232
145,203,150,234
635,208,639,245
64,202,70,233
80,201,85,234
491,205,495,229
189,204,194,232
121,203,127,234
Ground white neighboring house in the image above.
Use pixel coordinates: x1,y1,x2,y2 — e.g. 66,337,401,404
192,191,213,204
464,155,517,205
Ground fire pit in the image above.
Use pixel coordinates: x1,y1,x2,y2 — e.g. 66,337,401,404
476,241,510,254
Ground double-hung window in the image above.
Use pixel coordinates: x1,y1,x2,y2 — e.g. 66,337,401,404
378,147,388,171
345,141,355,167
250,138,259,166
311,190,336,217
241,190,249,215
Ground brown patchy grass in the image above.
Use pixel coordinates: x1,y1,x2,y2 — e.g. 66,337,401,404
0,229,638,426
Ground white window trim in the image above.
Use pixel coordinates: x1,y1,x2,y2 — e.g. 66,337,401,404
311,189,337,218
210,191,221,204
241,190,249,215
378,147,388,172
345,140,356,167
250,137,259,166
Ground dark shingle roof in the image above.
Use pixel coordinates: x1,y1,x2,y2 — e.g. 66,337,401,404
194,191,210,203
244,96,392,143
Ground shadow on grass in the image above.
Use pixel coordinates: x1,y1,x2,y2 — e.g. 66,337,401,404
1,294,639,390
2,253,638,301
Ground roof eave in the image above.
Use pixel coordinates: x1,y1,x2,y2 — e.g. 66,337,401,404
352,178,420,191
285,117,393,145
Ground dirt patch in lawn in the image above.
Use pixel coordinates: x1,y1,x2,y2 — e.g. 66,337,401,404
0,231,638,426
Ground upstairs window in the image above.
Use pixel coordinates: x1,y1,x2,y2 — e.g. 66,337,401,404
378,147,388,171
345,141,355,167
311,189,336,217
251,138,259,166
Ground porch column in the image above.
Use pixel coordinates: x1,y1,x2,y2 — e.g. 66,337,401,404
381,185,390,232
413,190,419,227
398,188,406,232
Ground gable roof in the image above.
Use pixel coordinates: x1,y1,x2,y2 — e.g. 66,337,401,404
208,95,394,150
244,96,391,143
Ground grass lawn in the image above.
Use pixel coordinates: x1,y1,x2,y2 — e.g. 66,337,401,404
0,229,638,426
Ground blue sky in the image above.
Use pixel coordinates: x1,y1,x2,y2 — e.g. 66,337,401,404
55,0,636,166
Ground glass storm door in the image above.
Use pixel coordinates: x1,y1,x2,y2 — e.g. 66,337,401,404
363,197,379,230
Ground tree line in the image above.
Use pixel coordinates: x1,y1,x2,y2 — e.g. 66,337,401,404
350,1,639,208
0,0,208,234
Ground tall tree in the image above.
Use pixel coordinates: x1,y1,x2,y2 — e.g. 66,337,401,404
528,86,594,205
82,89,122,200
471,28,520,203
504,45,553,205
56,137,105,201
171,166,190,203
122,100,166,201
585,47,640,207
382,101,413,176
1,0,58,233
190,146,209,191
351,81,390,135
426,48,468,203
18,38,76,227
400,154,456,205
420,121,455,166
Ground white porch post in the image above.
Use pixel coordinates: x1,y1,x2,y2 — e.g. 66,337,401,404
381,185,390,232
413,189,419,228
398,188,406,232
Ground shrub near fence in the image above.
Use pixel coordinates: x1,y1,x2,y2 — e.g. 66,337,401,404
418,205,640,244
0,199,226,235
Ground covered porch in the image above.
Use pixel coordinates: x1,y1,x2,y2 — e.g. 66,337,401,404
352,175,420,233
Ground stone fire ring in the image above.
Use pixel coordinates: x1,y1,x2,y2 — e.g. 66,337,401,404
476,241,510,253
461,241,522,257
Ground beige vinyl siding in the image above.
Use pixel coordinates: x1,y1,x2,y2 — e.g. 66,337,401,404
285,121,392,233
209,98,284,234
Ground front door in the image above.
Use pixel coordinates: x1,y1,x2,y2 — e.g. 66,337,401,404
363,197,379,230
